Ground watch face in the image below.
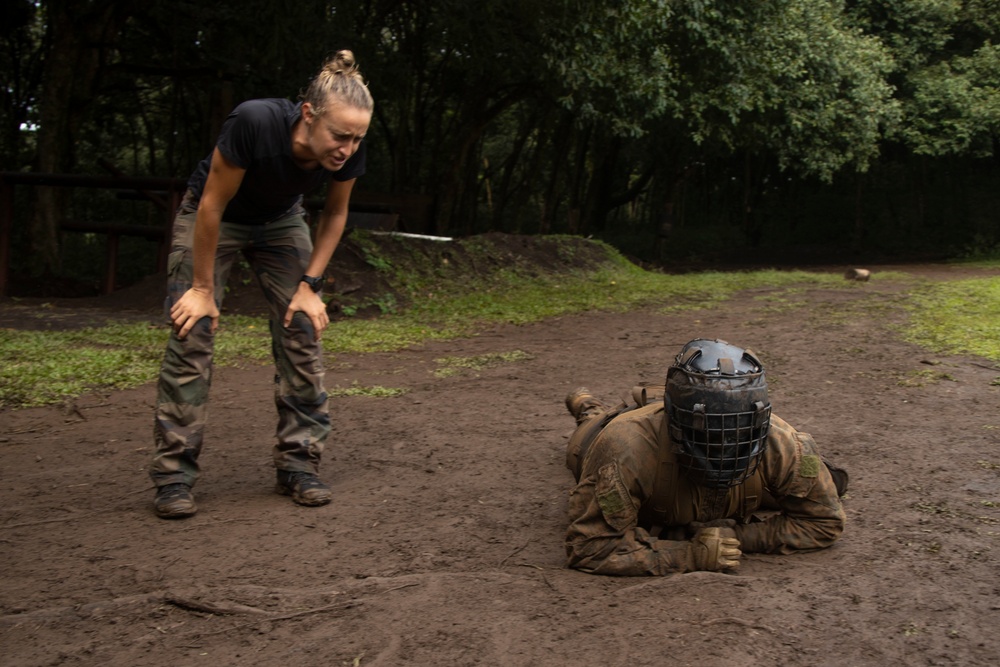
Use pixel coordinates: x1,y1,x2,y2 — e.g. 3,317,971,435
302,276,323,292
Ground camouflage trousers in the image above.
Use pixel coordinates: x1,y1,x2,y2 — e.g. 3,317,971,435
150,197,331,488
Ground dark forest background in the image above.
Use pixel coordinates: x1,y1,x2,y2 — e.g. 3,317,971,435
2,0,999,294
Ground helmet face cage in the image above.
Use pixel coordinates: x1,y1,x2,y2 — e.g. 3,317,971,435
668,399,771,488
665,339,772,489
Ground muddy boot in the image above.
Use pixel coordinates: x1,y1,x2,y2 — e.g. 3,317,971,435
565,387,607,422
153,483,197,519
275,471,332,507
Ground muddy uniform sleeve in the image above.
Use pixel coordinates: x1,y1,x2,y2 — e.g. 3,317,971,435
565,421,695,576
734,417,846,554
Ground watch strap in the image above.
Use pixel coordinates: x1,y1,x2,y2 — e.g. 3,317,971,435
300,274,323,292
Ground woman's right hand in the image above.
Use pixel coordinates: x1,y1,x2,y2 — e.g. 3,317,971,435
170,287,220,339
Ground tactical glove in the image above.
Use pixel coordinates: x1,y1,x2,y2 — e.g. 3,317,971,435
688,526,742,571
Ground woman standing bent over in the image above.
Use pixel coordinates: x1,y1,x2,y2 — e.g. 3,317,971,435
150,51,373,519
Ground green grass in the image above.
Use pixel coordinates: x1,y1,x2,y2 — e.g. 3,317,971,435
0,322,164,406
328,382,407,398
0,237,992,409
0,317,275,407
434,350,533,378
903,276,1000,362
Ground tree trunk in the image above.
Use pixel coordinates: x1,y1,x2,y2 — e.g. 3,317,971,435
580,136,620,234
853,174,865,250
494,109,543,233
31,0,131,275
539,114,574,234
0,1,44,170
434,91,525,236
565,126,592,235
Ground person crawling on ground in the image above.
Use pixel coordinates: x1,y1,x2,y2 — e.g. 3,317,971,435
562,338,847,575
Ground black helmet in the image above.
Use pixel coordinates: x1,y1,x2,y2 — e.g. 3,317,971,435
665,339,771,488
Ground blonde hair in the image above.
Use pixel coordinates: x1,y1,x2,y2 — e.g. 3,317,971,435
302,50,374,115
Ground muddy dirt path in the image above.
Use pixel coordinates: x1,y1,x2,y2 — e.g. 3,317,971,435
2,267,999,666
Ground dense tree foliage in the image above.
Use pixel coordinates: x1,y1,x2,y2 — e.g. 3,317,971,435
2,0,999,287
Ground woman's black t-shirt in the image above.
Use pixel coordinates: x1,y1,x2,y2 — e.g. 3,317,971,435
185,98,366,224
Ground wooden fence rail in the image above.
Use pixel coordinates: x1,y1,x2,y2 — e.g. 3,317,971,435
0,171,434,297
0,171,186,296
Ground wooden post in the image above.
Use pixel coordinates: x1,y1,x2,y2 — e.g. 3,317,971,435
0,178,11,296
103,232,120,294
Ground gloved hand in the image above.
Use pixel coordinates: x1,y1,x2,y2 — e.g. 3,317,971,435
688,526,742,571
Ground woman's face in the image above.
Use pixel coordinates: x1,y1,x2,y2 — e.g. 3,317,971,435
300,100,372,171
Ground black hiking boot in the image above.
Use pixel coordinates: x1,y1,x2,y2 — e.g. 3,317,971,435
154,483,197,519
275,470,332,506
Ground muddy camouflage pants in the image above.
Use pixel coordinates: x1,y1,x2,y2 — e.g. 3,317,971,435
150,201,330,487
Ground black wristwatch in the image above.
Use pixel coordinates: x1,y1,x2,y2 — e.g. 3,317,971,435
300,274,324,292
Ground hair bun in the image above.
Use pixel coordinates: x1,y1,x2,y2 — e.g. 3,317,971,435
301,49,373,113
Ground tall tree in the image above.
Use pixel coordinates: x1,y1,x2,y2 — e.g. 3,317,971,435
0,0,44,169
845,0,1000,241
18,0,1000,279
31,0,132,274
529,0,899,235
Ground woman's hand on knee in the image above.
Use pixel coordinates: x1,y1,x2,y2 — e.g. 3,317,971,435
284,285,329,341
170,287,219,339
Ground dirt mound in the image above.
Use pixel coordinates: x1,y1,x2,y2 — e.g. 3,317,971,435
0,232,617,328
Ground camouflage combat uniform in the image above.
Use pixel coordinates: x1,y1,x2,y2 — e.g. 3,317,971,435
565,401,846,576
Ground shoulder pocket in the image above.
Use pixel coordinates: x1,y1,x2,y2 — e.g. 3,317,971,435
596,462,638,531
785,432,822,498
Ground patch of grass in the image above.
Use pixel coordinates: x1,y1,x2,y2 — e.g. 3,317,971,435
0,235,966,409
912,500,999,525
328,382,406,398
211,316,278,365
0,317,274,407
434,350,533,378
352,232,394,273
0,322,165,406
339,293,399,317
913,501,957,517
903,276,1000,362
896,369,957,387
751,288,811,315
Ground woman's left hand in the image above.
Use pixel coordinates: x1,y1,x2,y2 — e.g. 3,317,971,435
284,283,330,341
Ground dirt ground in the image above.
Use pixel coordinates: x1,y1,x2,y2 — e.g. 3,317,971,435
2,250,1000,666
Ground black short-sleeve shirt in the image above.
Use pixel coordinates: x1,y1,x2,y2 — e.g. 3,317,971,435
185,98,366,224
